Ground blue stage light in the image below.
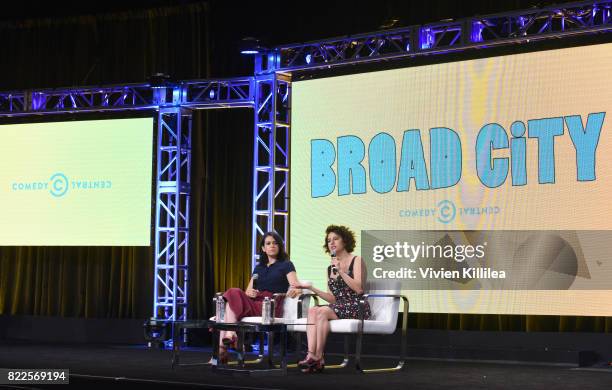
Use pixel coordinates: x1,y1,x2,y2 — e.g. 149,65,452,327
240,37,265,55
305,54,312,64
472,21,484,43
420,28,433,49
209,90,215,99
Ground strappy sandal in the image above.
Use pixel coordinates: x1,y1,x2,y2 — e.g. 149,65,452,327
221,333,238,350
300,358,324,373
298,354,317,368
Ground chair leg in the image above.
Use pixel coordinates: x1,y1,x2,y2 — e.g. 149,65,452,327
240,332,265,365
324,334,350,369
356,298,409,373
287,332,303,368
342,334,350,367
266,331,275,367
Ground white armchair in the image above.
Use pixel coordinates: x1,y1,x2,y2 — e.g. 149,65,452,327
291,280,408,373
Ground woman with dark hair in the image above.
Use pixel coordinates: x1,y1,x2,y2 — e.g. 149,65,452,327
294,225,371,373
216,231,302,363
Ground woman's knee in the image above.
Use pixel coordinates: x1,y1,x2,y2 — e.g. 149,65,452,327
316,308,329,321
308,306,319,316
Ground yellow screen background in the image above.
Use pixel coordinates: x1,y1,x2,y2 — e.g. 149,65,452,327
0,118,154,246
290,43,612,315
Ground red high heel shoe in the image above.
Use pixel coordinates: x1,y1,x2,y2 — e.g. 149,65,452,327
300,356,324,373
298,354,316,368
222,333,238,350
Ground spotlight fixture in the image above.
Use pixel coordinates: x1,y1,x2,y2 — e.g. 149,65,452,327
240,37,267,55
147,73,172,88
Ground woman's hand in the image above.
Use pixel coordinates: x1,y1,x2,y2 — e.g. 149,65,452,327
330,257,341,279
245,286,258,298
286,288,302,298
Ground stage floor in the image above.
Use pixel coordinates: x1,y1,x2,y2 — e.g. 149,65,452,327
0,342,611,389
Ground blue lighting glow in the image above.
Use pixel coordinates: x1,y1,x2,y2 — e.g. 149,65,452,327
471,21,484,42
305,54,312,64
420,28,434,49
209,90,215,99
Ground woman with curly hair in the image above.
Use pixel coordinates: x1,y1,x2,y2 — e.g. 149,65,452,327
295,225,371,373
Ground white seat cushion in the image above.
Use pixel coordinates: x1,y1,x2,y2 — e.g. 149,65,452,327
213,286,314,324
288,317,395,334
241,316,282,323
291,280,402,335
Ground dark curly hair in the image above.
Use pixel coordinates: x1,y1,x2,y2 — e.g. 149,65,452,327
323,225,356,254
258,231,289,265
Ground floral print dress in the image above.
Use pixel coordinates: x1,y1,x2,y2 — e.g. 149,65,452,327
327,257,371,319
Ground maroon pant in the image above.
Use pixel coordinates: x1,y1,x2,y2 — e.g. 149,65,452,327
223,288,284,319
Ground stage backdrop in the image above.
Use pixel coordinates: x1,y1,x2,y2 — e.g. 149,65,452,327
291,42,612,316
0,118,153,246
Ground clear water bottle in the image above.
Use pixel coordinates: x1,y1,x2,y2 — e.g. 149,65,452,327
262,297,273,324
215,293,225,322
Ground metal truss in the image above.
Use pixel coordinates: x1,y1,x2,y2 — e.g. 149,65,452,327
250,71,291,267
0,78,254,117
153,105,192,322
270,0,612,73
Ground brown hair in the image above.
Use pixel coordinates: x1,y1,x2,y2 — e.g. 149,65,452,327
323,225,356,254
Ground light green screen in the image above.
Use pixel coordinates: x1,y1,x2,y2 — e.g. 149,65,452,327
0,117,154,246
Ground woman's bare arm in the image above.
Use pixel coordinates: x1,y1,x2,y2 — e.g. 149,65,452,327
306,270,336,303
245,276,257,298
285,271,302,298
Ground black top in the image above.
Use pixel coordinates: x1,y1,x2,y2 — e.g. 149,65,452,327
252,260,296,293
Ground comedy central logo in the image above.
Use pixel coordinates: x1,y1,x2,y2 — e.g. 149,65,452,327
10,172,112,198
399,200,499,223
49,172,69,197
436,199,456,224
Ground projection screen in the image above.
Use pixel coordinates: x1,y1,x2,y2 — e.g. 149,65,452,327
290,42,612,316
0,117,154,246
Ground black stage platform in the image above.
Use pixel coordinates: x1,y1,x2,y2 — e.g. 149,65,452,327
0,341,611,390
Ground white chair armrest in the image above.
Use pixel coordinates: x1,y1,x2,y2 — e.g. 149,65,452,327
297,291,319,318
358,293,409,320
